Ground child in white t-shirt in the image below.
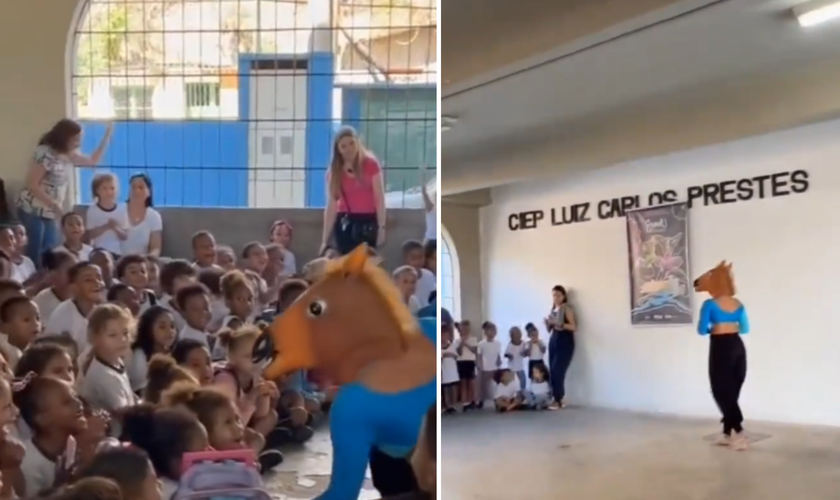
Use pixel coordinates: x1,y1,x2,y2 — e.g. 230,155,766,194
115,254,157,315
524,364,552,410
525,322,548,378
14,375,87,496
440,326,460,414
33,249,77,323
56,212,94,262
10,224,37,284
212,270,254,359
176,283,213,348
505,326,527,391
393,265,421,315
78,304,137,413
454,320,478,410
0,296,42,370
158,260,198,331
84,173,129,256
44,262,104,352
494,369,523,413
477,321,502,406
269,220,297,276
402,240,436,307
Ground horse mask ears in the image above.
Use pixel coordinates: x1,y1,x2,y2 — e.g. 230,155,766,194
342,244,369,276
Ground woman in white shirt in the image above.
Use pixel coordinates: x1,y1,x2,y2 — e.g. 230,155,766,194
122,174,163,256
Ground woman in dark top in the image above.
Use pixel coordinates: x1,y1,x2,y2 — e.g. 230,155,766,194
544,285,577,410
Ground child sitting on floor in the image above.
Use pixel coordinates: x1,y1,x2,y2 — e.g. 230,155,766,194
494,369,522,413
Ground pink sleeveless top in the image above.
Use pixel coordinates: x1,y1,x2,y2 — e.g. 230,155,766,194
335,156,381,214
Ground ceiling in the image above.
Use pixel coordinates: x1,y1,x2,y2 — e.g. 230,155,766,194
441,0,840,194
441,0,686,88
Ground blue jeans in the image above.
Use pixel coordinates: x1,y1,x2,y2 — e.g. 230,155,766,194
548,331,575,402
17,209,60,268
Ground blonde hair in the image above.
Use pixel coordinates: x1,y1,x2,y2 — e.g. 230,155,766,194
219,270,252,300
91,173,117,199
392,265,418,280
81,304,133,373
302,257,329,283
328,126,370,201
87,304,132,342
217,324,260,353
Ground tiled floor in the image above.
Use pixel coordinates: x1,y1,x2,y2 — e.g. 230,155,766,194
441,407,840,499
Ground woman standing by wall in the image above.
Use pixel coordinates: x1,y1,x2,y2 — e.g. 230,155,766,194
545,285,577,410
121,174,162,257
320,127,386,256
17,119,112,265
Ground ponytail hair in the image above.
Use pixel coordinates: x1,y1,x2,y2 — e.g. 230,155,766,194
143,354,197,404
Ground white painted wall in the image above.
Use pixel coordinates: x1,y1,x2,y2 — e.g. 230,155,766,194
481,120,840,427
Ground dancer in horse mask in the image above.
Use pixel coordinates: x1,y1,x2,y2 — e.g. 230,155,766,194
694,260,750,451
256,244,437,499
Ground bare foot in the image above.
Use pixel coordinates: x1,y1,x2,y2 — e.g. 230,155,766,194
713,434,731,447
731,433,749,451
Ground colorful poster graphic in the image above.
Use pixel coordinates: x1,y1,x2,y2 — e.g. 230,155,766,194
626,203,692,326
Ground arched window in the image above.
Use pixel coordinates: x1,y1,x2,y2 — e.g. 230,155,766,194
440,226,460,319
69,0,437,208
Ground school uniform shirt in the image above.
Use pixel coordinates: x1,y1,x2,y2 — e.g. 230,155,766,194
208,297,229,333
13,256,36,283
78,357,136,412
137,289,157,315
454,336,477,361
85,202,129,255
0,333,22,369
160,294,186,331
505,342,525,372
251,275,269,318
179,324,211,347
21,436,76,497
54,243,93,262
44,300,90,351
495,379,520,400
121,208,162,255
33,288,63,323
406,295,421,316
478,339,502,371
282,248,297,276
413,268,436,307
127,349,149,392
527,340,546,361
530,380,550,397
441,340,460,385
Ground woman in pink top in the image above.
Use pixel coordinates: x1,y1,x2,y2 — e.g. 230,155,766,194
320,127,387,255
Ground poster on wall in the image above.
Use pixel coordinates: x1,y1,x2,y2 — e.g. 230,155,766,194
626,203,692,326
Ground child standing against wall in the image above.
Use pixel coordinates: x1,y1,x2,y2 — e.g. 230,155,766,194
477,321,502,409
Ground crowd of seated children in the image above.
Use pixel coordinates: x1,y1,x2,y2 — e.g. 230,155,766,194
442,316,559,414
0,166,437,500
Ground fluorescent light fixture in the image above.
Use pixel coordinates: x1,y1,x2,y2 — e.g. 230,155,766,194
794,0,840,27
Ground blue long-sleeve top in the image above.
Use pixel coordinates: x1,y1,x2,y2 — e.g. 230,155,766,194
696,298,750,335
317,317,437,500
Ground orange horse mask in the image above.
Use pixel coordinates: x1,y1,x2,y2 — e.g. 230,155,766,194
693,260,736,298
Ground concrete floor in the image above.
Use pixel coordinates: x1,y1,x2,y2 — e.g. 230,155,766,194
264,430,378,500
441,407,840,499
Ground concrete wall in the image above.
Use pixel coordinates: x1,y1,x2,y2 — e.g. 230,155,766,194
441,201,482,323
479,118,840,427
73,206,424,269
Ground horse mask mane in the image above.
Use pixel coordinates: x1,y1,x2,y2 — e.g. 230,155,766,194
259,244,420,381
693,260,736,298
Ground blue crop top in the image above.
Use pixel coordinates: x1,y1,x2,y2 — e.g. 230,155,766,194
696,298,750,335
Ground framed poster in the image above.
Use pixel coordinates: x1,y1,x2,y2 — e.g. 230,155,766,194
625,203,692,326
